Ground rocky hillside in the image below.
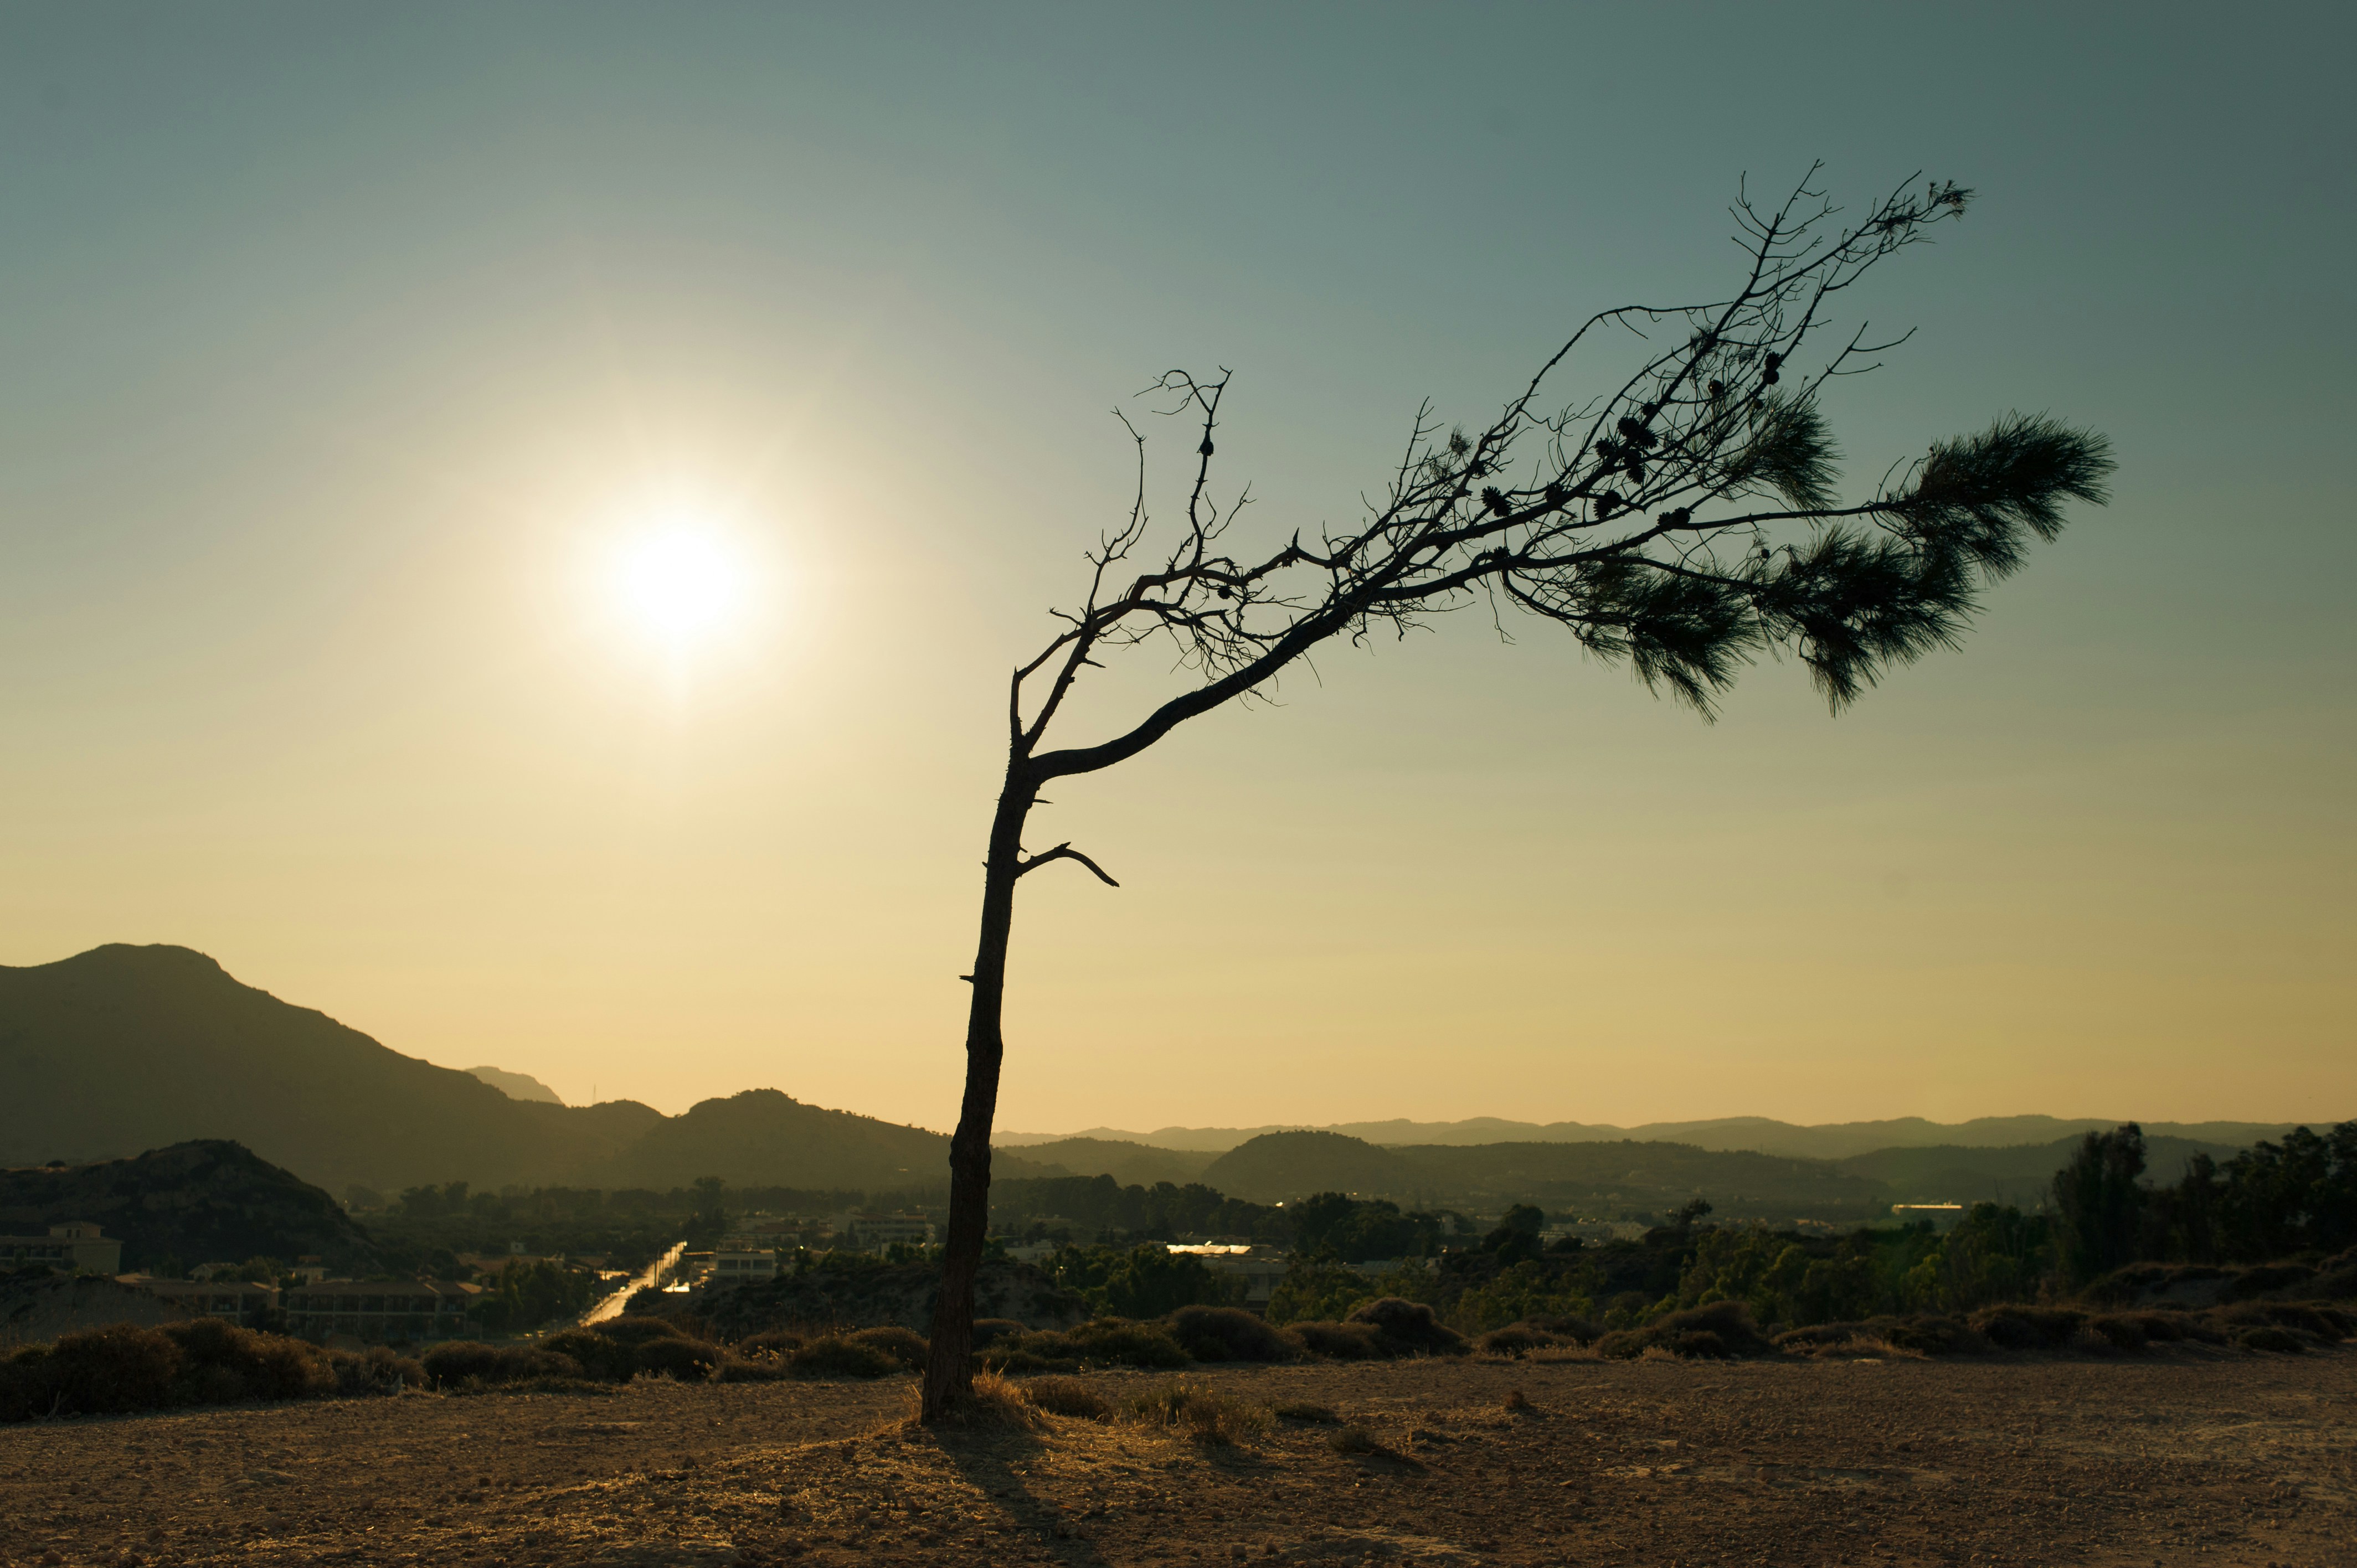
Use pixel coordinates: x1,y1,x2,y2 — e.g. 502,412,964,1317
0,945,662,1192
0,1139,380,1273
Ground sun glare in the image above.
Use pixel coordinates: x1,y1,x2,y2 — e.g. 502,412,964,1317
610,524,744,650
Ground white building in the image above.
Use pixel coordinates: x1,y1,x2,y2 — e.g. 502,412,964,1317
1,1221,123,1275
712,1241,780,1283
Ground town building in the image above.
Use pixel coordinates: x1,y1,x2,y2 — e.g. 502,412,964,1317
835,1213,934,1251
120,1277,279,1327
1166,1243,1291,1309
279,1280,481,1343
712,1240,779,1283
0,1222,123,1275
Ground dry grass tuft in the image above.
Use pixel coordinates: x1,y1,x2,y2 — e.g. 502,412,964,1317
901,1369,1046,1431
1501,1388,1534,1414
1326,1422,1385,1455
1121,1378,1274,1447
1021,1375,1111,1421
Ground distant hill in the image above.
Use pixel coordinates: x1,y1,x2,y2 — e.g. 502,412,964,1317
0,945,1017,1199
1005,1113,2319,1161
587,1089,964,1193
467,1066,563,1105
1837,1134,2258,1206
0,945,663,1193
0,1139,380,1273
999,1138,1218,1188
1200,1132,1422,1203
1191,1129,1888,1219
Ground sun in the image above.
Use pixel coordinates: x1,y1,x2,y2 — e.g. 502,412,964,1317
609,524,744,649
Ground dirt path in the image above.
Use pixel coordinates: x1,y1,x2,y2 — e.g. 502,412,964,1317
3,1349,2348,1567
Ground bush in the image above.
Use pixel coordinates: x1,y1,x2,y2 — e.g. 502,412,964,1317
2,1324,178,1418
1477,1323,1567,1358
846,1325,928,1369
634,1337,722,1381
1021,1375,1110,1420
1290,1320,1388,1359
589,1316,689,1347
2,1321,343,1421
979,1336,1078,1374
1345,1298,1466,1356
1121,1379,1273,1446
972,1318,1027,1348
1165,1306,1300,1363
734,1328,805,1359
712,1353,790,1383
1970,1306,2085,1351
1880,1315,1985,1356
1529,1313,1602,1345
2239,1325,2304,1354
328,1345,424,1396
786,1335,903,1379
421,1342,585,1388
167,1318,334,1402
1274,1400,1337,1422
542,1328,638,1382
1597,1302,1774,1360
1061,1318,1190,1369
1326,1422,1385,1455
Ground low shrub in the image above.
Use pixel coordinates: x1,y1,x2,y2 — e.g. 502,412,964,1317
1,1324,178,1419
168,1318,333,1401
2,1320,342,1421
542,1328,637,1382
786,1335,903,1379
1345,1298,1466,1356
712,1353,790,1383
981,1318,1188,1373
634,1337,722,1381
1529,1314,1602,1345
589,1317,689,1348
328,1345,424,1396
2088,1315,2149,1350
1501,1388,1533,1414
1599,1302,1776,1360
1289,1320,1388,1359
734,1329,805,1359
2239,1325,2304,1354
1970,1306,2085,1351
1326,1422,1385,1455
1165,1306,1300,1363
422,1342,586,1387
1475,1324,1563,1358
846,1325,928,1370
1021,1375,1110,1420
1121,1379,1273,1446
2219,1265,2314,1302
972,1318,1027,1348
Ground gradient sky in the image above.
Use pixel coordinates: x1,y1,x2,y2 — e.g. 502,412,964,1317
3,3,2350,1133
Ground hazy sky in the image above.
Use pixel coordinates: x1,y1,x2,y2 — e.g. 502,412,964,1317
3,3,2350,1133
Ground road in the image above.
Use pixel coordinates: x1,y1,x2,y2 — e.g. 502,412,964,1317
582,1240,683,1324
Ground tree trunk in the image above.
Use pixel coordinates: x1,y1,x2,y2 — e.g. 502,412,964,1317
920,765,1031,1420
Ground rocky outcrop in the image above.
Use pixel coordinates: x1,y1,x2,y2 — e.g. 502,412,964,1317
0,1140,381,1273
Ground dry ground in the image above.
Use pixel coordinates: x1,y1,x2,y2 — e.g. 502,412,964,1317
2,1348,2349,1567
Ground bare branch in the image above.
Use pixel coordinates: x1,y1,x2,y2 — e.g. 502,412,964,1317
1013,842,1121,886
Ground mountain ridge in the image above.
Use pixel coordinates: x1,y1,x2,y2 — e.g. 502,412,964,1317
999,1112,2320,1162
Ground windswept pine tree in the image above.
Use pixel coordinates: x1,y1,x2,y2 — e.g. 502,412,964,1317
923,170,2116,1417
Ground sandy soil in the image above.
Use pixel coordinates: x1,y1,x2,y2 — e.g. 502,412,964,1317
2,1348,2348,1567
